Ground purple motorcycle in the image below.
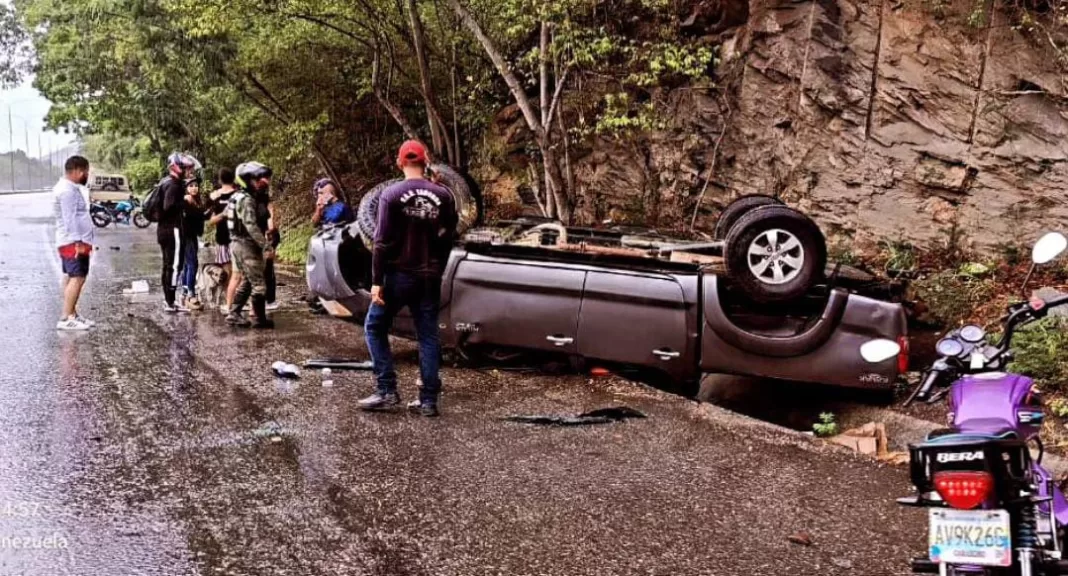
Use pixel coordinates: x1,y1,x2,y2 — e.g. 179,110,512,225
898,232,1068,575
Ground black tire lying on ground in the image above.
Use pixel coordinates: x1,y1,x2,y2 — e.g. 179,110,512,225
355,163,478,249
713,194,783,240
723,204,827,304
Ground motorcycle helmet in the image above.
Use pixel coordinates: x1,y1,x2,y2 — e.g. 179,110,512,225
167,152,202,176
236,161,273,189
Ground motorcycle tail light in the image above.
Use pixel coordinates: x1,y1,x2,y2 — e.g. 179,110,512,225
933,471,993,510
897,336,910,374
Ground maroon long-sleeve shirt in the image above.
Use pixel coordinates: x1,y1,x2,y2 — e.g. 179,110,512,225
371,178,458,286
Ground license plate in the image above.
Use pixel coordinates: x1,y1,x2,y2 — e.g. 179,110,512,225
929,509,1012,567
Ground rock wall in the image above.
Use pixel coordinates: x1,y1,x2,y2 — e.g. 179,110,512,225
486,0,1068,252
716,0,1068,251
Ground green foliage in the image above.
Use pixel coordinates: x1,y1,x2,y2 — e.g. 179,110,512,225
994,242,1024,267
958,262,991,278
1049,397,1068,419
1005,318,1068,393
275,222,316,265
880,239,918,273
813,412,839,437
0,4,30,87
912,269,996,326
828,239,861,267
15,0,723,230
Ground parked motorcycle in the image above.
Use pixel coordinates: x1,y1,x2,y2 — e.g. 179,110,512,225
896,232,1068,575
90,196,150,229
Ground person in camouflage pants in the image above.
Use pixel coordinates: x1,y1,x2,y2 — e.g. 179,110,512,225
225,162,275,329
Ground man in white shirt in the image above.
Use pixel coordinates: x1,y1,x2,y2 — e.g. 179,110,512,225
53,156,95,331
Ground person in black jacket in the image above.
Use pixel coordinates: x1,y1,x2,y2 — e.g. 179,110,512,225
158,152,200,313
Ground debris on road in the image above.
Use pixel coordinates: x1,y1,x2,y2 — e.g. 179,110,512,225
788,531,814,546
501,406,646,427
122,280,150,294
271,361,301,379
826,421,908,465
303,358,373,371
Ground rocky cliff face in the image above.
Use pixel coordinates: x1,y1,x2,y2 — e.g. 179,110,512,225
485,0,1068,252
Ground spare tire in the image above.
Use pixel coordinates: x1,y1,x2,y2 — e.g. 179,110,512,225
713,194,783,240
723,204,826,304
355,163,478,249
356,178,402,248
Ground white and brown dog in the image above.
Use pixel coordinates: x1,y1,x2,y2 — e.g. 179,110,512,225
195,263,230,311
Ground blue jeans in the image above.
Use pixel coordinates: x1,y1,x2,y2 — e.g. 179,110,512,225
364,272,442,403
181,237,199,296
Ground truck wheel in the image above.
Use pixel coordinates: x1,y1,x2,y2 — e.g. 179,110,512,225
355,164,479,249
356,178,402,249
713,194,783,240
724,205,826,304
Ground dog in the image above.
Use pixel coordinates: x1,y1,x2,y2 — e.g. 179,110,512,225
195,263,230,311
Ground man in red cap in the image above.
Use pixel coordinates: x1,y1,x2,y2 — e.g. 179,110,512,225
359,140,458,417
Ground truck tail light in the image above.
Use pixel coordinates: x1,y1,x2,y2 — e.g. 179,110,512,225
934,471,992,510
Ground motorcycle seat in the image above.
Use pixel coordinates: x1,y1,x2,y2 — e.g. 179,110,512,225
924,420,1019,444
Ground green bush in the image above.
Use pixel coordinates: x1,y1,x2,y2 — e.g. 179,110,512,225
1005,317,1068,393
275,223,315,266
912,270,997,326
813,412,839,437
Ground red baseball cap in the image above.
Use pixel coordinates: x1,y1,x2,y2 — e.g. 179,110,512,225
397,140,429,166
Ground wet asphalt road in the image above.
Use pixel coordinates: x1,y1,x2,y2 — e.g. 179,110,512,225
0,191,926,576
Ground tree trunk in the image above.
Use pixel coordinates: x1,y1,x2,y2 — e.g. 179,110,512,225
372,49,425,146
243,75,347,199
407,0,455,164
451,42,463,168
450,0,569,221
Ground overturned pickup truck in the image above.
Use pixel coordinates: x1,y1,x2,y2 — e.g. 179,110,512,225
307,167,908,391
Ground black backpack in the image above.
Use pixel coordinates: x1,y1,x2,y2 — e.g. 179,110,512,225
141,178,168,223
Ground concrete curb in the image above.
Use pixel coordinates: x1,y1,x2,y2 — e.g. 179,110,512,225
832,401,1068,477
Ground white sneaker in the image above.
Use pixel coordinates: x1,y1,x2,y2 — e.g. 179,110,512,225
57,317,91,331
74,314,96,327
265,301,280,311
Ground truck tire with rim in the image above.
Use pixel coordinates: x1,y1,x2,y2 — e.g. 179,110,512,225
355,164,478,249
713,194,783,240
356,178,402,248
723,204,826,303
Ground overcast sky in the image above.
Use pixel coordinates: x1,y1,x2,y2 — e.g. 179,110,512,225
0,78,78,157
0,0,77,157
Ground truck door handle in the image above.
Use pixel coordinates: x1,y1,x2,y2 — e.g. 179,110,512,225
654,349,680,360
546,335,574,346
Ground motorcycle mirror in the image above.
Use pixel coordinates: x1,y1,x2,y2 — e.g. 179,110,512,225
860,339,902,363
1032,232,1067,264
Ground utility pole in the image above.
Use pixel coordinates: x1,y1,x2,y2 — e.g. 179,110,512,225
24,124,29,191
7,107,13,192
37,134,42,190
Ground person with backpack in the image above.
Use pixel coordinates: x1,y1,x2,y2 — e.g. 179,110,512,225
225,161,275,329
145,152,200,313
208,167,240,313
